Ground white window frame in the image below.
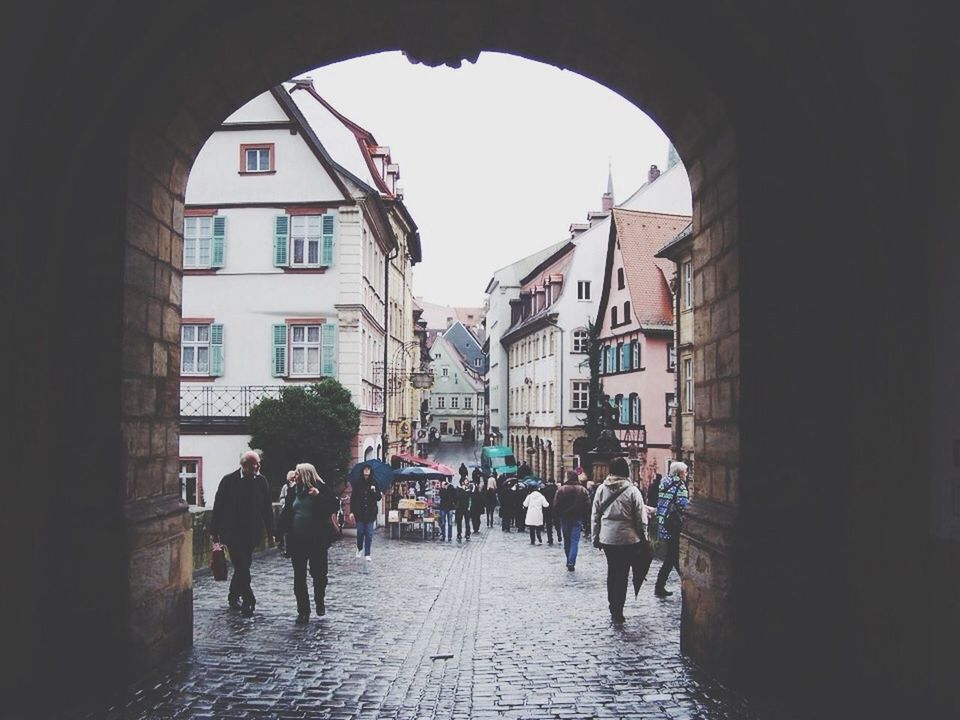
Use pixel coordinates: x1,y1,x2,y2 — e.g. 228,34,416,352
451,396,460,409
668,343,677,371
684,357,694,412
290,215,322,267
572,380,589,411
464,396,473,410
183,216,213,268
572,329,588,353
289,324,322,377
441,367,449,377
436,396,445,409
245,146,271,173
683,261,693,310
178,459,203,506
181,324,210,376
577,280,591,300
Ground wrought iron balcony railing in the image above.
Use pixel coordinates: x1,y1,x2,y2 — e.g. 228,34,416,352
179,385,284,418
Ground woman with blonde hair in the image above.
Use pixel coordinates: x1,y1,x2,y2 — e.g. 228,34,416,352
278,462,340,623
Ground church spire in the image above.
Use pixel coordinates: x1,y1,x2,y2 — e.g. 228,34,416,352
602,162,614,211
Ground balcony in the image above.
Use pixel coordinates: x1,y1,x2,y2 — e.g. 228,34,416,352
179,385,283,432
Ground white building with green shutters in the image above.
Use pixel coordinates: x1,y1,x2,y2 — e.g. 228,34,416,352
178,79,420,505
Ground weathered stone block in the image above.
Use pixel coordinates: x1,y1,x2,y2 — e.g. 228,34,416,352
129,541,172,605
124,248,156,295
124,420,151,459
151,183,174,228
150,422,167,457
717,333,739,378
162,305,180,343
123,288,148,330
126,204,159,257
146,300,162,339
717,246,739,295
152,341,168,377
168,271,182,307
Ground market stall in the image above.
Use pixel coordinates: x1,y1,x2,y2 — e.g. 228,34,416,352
386,466,451,539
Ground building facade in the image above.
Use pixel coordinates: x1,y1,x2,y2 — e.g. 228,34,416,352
595,208,691,490
177,80,420,505
426,334,485,442
656,222,695,469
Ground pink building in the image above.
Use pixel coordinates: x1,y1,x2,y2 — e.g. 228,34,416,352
595,208,691,490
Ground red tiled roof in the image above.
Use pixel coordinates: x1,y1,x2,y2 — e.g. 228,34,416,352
611,209,691,327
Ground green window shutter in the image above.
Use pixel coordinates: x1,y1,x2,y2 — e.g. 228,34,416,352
272,324,287,377
211,216,226,267
273,215,289,267
321,213,334,266
321,322,336,376
210,323,224,376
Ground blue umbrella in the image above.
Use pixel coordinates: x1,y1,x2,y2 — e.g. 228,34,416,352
348,459,394,492
393,466,449,481
521,476,543,489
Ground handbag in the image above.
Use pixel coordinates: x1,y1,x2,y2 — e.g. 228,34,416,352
210,542,228,581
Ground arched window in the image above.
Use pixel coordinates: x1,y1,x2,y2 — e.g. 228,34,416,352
630,393,640,426
611,305,619,326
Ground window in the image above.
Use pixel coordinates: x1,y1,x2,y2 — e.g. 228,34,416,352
273,214,334,267
542,335,547,358
451,396,460,409
436,396,445,409
684,357,694,412
549,333,556,355
623,301,631,323
616,394,628,426
181,323,223,376
541,385,547,412
631,339,640,369
178,459,203,506
683,261,693,310
290,325,321,376
440,421,448,434
665,393,675,425
606,345,617,374
454,420,462,435
619,342,629,372
577,280,591,300
441,367,449,377
572,380,589,411
272,323,335,377
667,343,676,371
572,329,589,353
241,143,274,173
465,396,473,410
548,382,554,412
611,306,619,326
183,215,225,269
475,357,482,367
617,267,625,289
630,393,640,426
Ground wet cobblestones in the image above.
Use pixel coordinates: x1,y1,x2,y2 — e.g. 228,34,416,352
85,522,755,719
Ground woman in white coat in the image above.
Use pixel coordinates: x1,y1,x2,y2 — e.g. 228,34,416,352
522,485,549,545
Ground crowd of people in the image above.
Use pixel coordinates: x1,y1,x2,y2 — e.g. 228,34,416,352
209,450,690,626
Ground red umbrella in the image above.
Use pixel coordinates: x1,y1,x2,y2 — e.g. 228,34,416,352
425,461,456,476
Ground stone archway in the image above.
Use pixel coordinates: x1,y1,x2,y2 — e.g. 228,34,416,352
10,2,952,717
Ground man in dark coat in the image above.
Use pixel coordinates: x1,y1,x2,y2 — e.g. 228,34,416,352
540,477,559,545
554,470,591,570
454,483,473,541
211,450,274,616
498,478,515,531
438,480,457,541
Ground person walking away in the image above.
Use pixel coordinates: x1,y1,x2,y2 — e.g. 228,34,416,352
554,470,590,570
591,457,649,623
498,478,515,531
472,466,483,487
484,476,498,527
279,463,340,623
539,477,559,545
455,482,472,541
654,462,690,597
277,470,297,557
515,483,529,532
470,482,484,533
438,480,456,541
210,450,274,617
523,485,549,545
350,464,381,561
459,463,469,484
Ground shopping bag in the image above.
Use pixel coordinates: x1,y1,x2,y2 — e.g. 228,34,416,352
210,542,228,581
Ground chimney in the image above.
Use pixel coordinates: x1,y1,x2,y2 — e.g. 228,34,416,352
648,164,661,183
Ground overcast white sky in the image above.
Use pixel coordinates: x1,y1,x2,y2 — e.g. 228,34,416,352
304,52,671,307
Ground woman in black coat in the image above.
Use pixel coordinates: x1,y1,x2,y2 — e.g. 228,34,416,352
484,477,499,528
279,463,341,623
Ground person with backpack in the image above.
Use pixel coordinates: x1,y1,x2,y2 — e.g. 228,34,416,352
654,461,690,597
278,463,340,623
591,457,650,624
539,476,559,545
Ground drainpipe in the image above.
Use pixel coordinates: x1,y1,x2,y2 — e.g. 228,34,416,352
673,264,682,460
545,315,562,481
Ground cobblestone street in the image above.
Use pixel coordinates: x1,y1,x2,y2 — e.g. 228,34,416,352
86,474,756,720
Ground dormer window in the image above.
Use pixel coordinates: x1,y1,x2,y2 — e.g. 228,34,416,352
240,143,275,174
617,267,626,290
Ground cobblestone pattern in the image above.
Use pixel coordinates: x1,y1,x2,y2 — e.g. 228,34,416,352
85,511,754,720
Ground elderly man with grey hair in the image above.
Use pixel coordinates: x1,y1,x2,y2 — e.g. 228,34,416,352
654,461,690,597
211,450,274,616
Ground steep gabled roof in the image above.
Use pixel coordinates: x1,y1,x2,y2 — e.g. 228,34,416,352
597,208,691,332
